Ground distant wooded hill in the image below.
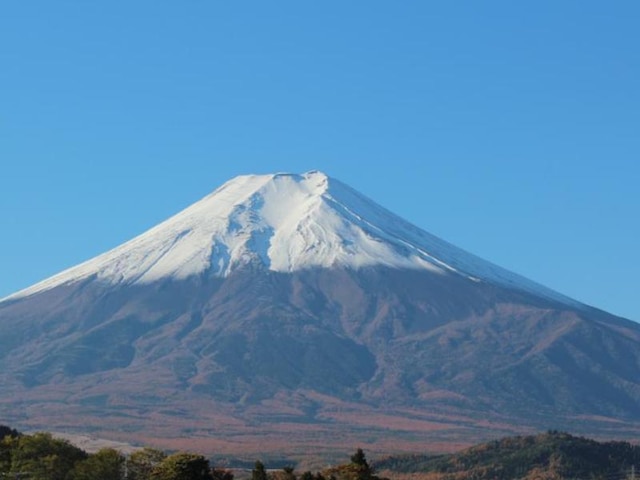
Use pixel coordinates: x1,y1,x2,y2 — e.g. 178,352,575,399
374,431,640,480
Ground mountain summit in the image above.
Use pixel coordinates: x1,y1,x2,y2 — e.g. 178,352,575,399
1,171,640,457
7,171,571,305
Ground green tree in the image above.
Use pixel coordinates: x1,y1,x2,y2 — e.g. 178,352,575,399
68,448,125,480
153,452,213,480
128,447,167,480
0,425,19,440
281,466,296,480
350,449,368,469
211,467,235,480
346,449,374,480
252,460,268,480
9,432,87,480
0,435,16,474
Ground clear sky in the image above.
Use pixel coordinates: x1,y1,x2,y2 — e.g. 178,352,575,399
1,1,638,321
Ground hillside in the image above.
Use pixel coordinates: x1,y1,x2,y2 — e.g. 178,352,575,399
375,431,640,480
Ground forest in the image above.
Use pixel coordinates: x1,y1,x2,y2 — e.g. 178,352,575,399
374,430,640,480
0,424,380,480
2,425,640,480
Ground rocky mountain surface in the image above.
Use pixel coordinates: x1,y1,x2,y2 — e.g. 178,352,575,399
1,171,639,456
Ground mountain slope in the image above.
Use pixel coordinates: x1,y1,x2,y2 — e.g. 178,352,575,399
1,171,639,456
3,171,574,306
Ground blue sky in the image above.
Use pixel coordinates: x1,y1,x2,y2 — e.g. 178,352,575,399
1,1,638,321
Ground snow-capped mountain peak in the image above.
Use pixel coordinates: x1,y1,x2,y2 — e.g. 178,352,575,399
3,171,576,305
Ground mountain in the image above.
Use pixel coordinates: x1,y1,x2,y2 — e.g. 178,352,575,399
3,171,572,303
1,171,640,458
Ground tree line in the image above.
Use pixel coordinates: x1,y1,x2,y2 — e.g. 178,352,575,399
1,425,383,480
373,430,640,480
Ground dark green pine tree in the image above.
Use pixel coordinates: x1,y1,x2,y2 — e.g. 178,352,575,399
252,460,268,480
350,448,373,480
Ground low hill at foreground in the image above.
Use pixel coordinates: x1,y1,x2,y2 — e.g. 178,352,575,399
374,431,640,480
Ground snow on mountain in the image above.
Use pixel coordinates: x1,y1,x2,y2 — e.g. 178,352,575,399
3,171,577,305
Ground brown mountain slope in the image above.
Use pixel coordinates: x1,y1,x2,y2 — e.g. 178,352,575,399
1,266,640,457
